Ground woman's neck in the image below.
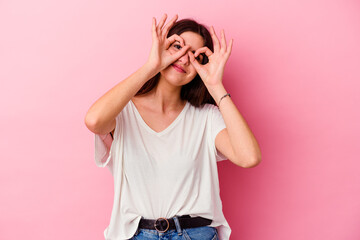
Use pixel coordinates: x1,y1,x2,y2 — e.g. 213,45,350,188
147,76,186,113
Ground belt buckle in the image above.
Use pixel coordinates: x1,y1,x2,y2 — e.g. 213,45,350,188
154,217,169,233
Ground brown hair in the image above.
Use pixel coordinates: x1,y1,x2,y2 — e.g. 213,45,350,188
135,19,216,107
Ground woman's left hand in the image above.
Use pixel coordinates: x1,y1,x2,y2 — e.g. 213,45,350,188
188,26,233,88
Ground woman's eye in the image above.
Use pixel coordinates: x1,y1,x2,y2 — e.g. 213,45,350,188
195,54,203,62
173,44,182,50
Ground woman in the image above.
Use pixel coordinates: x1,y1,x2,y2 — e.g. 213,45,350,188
85,14,261,240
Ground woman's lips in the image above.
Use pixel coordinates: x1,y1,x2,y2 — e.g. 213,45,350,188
172,64,186,73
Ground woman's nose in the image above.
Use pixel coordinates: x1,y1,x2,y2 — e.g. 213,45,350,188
178,52,190,65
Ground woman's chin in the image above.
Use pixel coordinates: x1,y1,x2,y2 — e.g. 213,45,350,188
160,74,184,86
168,78,187,87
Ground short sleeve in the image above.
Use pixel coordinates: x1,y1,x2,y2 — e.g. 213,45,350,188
94,112,122,171
210,105,228,162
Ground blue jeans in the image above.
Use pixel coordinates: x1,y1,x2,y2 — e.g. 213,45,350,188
128,216,219,240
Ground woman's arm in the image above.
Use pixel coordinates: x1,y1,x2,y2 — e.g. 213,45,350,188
189,27,261,168
84,64,157,135
84,14,190,135
210,85,262,168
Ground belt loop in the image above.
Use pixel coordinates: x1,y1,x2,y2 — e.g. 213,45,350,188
135,216,144,236
173,216,183,235
134,227,140,236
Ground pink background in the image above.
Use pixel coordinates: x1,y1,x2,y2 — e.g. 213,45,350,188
1,0,359,239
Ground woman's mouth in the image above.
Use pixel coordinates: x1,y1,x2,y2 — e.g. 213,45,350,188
172,64,186,73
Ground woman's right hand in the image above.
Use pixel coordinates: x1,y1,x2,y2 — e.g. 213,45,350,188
146,14,190,73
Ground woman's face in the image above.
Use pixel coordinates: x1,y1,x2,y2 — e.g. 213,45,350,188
160,31,205,86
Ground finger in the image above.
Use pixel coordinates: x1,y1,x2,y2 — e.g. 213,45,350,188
194,46,213,58
161,14,178,38
188,51,202,71
226,38,233,58
156,14,167,35
165,34,185,49
220,29,227,53
210,26,220,53
152,17,157,39
171,45,191,61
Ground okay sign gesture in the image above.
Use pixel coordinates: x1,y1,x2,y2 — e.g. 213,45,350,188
188,26,233,88
147,14,190,73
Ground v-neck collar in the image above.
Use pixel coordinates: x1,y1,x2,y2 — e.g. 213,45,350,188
129,99,190,137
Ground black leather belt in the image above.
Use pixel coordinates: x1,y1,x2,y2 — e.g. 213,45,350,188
138,215,212,233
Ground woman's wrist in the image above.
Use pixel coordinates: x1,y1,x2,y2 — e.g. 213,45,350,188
206,83,228,105
142,61,160,79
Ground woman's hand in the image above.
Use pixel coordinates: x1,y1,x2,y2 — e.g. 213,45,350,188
146,14,190,74
188,26,233,88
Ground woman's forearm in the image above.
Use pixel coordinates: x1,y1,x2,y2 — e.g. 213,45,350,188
85,63,157,134
208,83,262,167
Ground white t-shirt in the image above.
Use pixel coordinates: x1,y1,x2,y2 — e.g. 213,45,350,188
94,99,231,240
